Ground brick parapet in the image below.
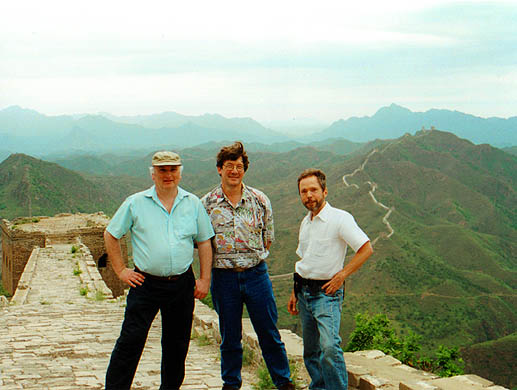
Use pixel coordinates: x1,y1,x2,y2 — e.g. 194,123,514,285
1,219,46,295
192,302,509,390
75,241,114,300
9,247,40,305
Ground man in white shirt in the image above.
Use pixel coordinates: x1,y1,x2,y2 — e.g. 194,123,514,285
288,168,373,390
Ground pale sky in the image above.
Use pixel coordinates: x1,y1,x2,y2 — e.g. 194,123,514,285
1,0,516,123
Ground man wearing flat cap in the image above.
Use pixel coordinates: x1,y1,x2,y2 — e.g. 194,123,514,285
105,151,214,390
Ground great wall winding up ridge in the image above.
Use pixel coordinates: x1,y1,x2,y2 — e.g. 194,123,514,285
0,214,509,389
342,148,394,246
271,147,393,282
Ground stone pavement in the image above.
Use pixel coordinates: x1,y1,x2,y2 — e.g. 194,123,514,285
0,243,257,389
1,240,507,390
0,300,258,389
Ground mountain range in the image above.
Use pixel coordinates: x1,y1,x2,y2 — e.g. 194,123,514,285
0,128,515,387
316,104,517,147
0,104,515,159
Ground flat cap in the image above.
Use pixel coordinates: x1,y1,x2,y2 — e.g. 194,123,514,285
152,151,182,166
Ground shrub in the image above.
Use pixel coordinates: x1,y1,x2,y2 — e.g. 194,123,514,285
346,312,464,377
433,345,464,377
346,313,421,366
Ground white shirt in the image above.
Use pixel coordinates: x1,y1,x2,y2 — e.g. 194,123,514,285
295,202,369,280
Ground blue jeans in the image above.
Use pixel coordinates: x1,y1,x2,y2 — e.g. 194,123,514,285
298,286,347,390
211,261,292,389
106,269,195,390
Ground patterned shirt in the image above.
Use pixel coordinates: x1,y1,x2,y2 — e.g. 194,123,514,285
201,184,274,269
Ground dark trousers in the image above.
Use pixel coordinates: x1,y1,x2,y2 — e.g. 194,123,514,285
106,269,195,390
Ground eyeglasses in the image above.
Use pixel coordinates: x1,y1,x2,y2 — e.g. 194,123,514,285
223,163,245,172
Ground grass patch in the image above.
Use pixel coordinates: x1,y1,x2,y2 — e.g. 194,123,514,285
73,262,82,276
95,290,105,301
79,286,89,296
194,333,212,346
0,281,11,297
242,344,255,367
253,360,299,390
13,217,40,225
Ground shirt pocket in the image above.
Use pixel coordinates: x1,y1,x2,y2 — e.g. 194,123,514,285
308,238,333,258
176,216,197,238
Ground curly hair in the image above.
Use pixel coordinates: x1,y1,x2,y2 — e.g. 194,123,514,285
216,141,249,171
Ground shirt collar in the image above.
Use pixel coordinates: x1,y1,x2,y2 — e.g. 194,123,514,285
144,185,189,203
216,183,250,205
307,201,330,222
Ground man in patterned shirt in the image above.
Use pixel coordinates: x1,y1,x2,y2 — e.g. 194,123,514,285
202,142,294,390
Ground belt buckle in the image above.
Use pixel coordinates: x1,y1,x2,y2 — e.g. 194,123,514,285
233,266,246,272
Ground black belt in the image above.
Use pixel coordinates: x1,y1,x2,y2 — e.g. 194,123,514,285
294,272,331,294
135,266,191,281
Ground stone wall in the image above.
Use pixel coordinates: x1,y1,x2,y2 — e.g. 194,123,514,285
0,213,128,298
192,302,509,390
1,220,45,295
77,235,128,298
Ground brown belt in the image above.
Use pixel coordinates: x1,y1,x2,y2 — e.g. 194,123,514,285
135,266,190,281
217,261,263,273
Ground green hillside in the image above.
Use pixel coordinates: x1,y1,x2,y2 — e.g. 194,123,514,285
0,154,148,219
172,131,516,371
215,131,515,387
7,130,515,388
461,333,517,389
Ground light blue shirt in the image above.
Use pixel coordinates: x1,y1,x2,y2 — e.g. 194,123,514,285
107,186,214,276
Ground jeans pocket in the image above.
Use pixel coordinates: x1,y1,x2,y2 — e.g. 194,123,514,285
324,288,344,299
251,261,267,275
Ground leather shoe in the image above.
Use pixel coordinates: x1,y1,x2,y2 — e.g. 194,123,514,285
278,383,296,390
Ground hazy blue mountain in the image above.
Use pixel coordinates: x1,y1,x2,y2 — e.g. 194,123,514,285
313,104,517,147
0,107,289,154
3,105,515,156
264,117,329,136
101,111,284,141
0,105,75,136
